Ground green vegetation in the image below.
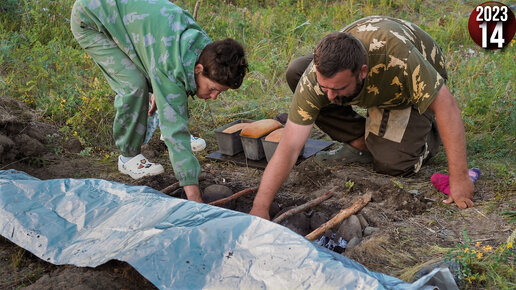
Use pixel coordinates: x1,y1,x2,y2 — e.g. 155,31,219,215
1,0,514,288
445,230,515,289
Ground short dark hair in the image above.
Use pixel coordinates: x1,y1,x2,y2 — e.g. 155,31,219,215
314,32,366,78
197,38,248,89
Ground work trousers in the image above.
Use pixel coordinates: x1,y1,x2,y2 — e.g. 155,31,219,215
71,5,149,157
286,54,441,176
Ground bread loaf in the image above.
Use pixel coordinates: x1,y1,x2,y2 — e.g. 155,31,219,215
222,122,251,134
264,127,284,142
240,119,282,138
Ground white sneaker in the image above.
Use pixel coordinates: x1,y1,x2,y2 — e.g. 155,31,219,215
160,134,206,152
118,154,164,179
190,135,206,152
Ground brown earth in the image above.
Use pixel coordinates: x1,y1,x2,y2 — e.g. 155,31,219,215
0,96,513,289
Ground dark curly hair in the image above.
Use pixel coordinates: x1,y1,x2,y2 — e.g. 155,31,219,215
197,38,248,89
314,32,367,78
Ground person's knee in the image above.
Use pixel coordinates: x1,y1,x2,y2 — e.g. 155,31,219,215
367,137,428,177
285,53,313,93
285,62,301,93
372,157,417,176
114,71,148,99
129,76,148,96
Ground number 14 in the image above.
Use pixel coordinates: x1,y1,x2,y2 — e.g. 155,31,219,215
479,22,504,48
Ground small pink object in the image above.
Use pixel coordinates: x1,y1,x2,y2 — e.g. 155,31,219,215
431,168,480,195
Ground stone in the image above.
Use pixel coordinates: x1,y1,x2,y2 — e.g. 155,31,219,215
363,226,379,236
359,207,381,226
203,184,235,210
413,259,461,287
65,138,83,154
356,213,369,228
345,236,361,251
280,207,311,236
336,215,363,242
309,211,329,231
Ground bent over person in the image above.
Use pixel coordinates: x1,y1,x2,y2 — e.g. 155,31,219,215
250,16,474,219
71,0,248,202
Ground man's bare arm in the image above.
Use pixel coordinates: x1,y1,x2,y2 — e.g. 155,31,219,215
249,120,313,219
428,84,474,208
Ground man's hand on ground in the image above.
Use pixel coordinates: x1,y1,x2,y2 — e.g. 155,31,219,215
444,175,474,209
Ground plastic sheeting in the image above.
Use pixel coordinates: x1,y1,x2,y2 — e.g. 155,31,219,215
0,169,458,289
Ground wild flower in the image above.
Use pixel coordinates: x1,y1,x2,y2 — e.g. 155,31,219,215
445,230,515,288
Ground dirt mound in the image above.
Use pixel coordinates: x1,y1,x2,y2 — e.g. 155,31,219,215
0,96,58,165
23,261,156,290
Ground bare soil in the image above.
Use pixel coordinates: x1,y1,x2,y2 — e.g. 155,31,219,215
1,96,513,289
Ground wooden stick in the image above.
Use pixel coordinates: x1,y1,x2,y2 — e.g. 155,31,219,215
193,0,201,21
272,186,338,224
305,191,372,241
161,181,181,194
209,187,258,206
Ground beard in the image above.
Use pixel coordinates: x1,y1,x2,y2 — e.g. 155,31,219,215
330,77,365,105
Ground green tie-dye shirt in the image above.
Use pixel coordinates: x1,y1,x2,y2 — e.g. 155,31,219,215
289,16,447,125
72,0,211,185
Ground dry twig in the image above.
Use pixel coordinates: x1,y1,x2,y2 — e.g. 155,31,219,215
193,0,201,21
160,181,181,194
305,191,373,241
272,186,338,224
209,187,258,206
413,221,437,234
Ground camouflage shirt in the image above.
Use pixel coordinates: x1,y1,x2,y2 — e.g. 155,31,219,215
289,16,447,125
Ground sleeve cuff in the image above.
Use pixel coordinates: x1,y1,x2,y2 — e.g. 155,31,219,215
179,176,199,187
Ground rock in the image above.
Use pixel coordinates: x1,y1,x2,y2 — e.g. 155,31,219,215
363,226,379,236
203,184,235,210
309,211,329,231
65,138,83,153
356,213,369,228
345,236,361,251
413,259,462,287
280,207,311,236
336,215,363,242
358,207,381,226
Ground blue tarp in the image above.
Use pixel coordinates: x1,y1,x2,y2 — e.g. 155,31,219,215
0,169,457,289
